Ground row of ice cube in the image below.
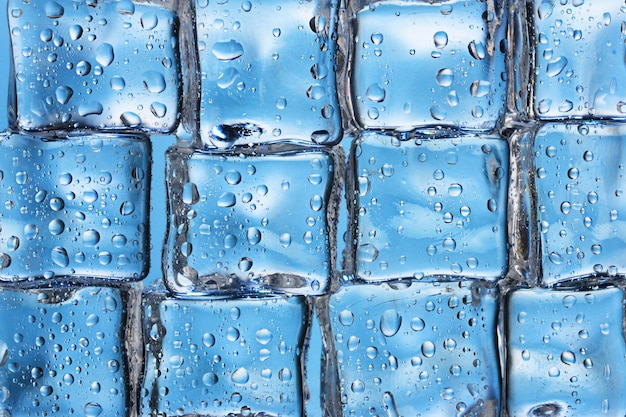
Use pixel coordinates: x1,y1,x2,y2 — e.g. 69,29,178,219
3,120,626,289
1,281,625,416
9,0,626,145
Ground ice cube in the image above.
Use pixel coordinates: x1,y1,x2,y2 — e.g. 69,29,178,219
327,280,500,416
534,123,626,284
348,0,507,131
0,132,150,282
193,0,342,147
164,145,340,296
8,0,181,132
506,286,626,416
526,0,626,120
0,286,130,417
141,293,308,416
348,131,509,282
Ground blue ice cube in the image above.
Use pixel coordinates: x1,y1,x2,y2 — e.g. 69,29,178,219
193,0,342,148
327,280,500,417
506,286,626,416
348,131,509,282
526,0,626,120
141,294,307,416
534,123,626,284
348,0,508,131
0,132,150,282
0,286,130,417
8,0,181,132
164,145,339,296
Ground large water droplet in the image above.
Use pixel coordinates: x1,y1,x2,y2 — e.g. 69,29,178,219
231,367,249,384
95,43,114,67
212,40,244,61
143,71,166,93
546,57,569,77
380,309,401,337
433,31,448,48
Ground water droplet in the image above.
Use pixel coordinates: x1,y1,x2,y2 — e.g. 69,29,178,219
433,31,448,48
380,309,401,337
78,101,104,117
83,229,100,246
436,68,454,87
55,86,73,104
212,40,244,61
546,57,568,77
95,43,114,67
231,367,249,384
421,341,436,358
45,1,64,18
202,372,218,386
143,71,166,93
279,233,291,248
140,12,159,30
246,228,261,245
366,84,386,102
470,80,491,98
120,201,135,216
561,351,576,365
76,61,91,76
238,257,253,272
51,246,69,267
217,192,236,208
468,40,486,60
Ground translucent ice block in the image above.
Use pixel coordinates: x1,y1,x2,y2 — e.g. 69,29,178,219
142,294,308,416
193,0,342,148
8,0,181,133
327,280,500,417
506,286,626,416
534,123,626,284
526,0,626,120
0,286,131,417
347,131,509,282
164,145,339,296
348,0,508,131
0,132,150,283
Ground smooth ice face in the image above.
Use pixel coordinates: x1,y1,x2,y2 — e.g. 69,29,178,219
8,0,181,132
142,295,307,416
164,146,337,296
506,287,626,417
194,0,341,148
529,0,626,120
534,123,626,284
328,281,500,417
0,133,150,282
349,0,507,131
0,287,129,417
349,132,508,281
